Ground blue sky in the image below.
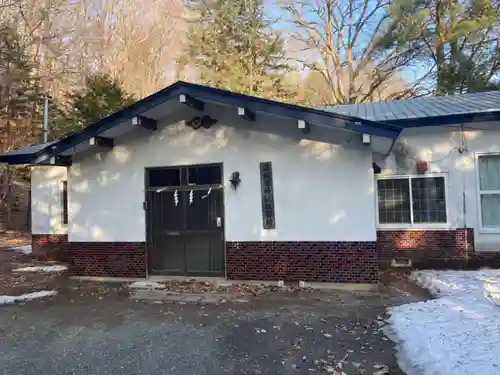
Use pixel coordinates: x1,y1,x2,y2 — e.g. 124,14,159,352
262,0,434,90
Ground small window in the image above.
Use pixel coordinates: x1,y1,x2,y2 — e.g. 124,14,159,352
411,177,447,223
377,175,447,226
187,165,222,185
148,168,181,187
62,181,68,225
260,162,275,229
478,154,500,228
377,178,411,224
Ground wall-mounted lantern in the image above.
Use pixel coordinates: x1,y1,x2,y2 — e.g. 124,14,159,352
229,171,241,190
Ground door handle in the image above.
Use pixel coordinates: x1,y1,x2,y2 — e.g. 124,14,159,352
216,217,222,227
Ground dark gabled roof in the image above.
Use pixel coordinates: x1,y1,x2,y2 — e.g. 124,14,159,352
324,91,500,127
0,81,401,165
0,141,57,165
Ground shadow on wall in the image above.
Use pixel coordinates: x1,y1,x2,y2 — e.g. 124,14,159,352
31,166,67,235
378,127,500,236
36,103,376,248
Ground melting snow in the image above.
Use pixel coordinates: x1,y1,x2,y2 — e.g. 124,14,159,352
388,270,500,375
9,245,32,255
0,290,57,305
13,265,67,273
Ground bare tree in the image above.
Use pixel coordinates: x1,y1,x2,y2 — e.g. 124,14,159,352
0,22,44,229
0,0,185,100
0,0,186,229
71,0,185,98
283,0,428,105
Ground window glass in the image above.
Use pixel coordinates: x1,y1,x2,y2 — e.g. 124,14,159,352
148,168,181,187
377,176,447,225
478,155,500,191
377,178,411,224
478,155,500,228
481,195,500,227
411,177,447,223
187,166,221,185
62,181,68,225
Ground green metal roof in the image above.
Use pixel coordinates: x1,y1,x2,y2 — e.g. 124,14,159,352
324,91,500,127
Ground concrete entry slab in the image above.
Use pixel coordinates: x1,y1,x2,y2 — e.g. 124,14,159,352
200,295,224,304
179,295,203,304
129,281,166,290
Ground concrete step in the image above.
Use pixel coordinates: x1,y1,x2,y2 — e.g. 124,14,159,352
129,289,239,304
129,281,166,291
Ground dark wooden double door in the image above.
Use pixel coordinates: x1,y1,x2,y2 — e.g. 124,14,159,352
145,164,225,276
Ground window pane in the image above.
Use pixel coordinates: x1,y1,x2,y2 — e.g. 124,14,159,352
148,168,181,187
187,165,222,185
411,177,447,223
377,179,411,224
478,155,500,191
62,181,68,225
481,194,500,227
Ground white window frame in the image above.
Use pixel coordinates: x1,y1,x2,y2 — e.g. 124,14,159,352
475,152,500,233
375,173,450,229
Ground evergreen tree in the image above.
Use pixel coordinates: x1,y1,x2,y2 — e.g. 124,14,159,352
378,0,499,95
54,73,135,136
180,0,297,101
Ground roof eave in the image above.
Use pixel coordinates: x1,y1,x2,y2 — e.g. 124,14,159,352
384,110,500,128
0,81,403,165
32,82,401,163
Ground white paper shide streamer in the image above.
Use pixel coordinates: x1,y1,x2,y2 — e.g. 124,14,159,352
174,190,179,207
202,187,212,199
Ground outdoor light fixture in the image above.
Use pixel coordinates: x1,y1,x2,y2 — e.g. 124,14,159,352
229,171,241,190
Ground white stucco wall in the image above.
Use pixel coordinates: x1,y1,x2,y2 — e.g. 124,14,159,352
31,166,68,235
380,123,500,251
67,114,377,242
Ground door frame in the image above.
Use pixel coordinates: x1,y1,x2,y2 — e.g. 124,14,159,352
144,163,226,277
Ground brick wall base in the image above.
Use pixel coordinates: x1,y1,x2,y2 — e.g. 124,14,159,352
34,231,500,280
67,242,146,278
32,234,69,261
377,228,500,268
226,241,378,284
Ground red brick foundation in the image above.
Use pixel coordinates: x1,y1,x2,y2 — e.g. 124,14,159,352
377,228,500,268
226,241,378,283
32,234,69,261
67,242,147,277
34,231,500,280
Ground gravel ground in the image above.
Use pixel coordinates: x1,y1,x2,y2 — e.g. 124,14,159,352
0,279,427,375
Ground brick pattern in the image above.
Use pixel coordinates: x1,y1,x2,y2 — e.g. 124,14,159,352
34,230,500,280
226,241,378,284
377,228,500,268
67,242,146,277
32,234,69,261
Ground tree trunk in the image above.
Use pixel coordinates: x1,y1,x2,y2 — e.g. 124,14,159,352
435,0,446,95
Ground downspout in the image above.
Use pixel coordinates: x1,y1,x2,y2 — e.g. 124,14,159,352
460,123,469,266
463,183,468,265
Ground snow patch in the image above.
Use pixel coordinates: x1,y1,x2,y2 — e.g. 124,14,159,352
9,245,32,255
0,290,57,305
388,270,500,375
13,265,67,273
